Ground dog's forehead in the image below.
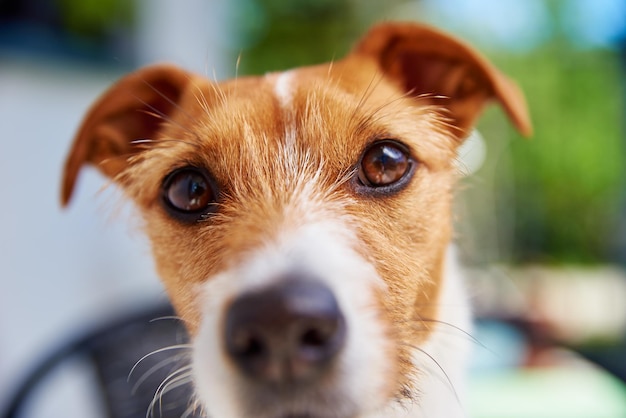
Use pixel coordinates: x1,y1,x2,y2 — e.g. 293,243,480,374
163,68,364,181
168,62,454,174
125,61,457,215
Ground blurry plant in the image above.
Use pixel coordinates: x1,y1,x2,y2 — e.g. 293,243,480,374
232,0,403,74
233,0,354,74
59,0,133,40
480,45,625,264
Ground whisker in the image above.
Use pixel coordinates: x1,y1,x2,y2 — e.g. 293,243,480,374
392,315,496,357
98,155,128,168
148,315,184,323
411,318,489,351
210,66,218,83
235,52,242,80
210,80,229,110
128,344,192,382
131,352,190,395
193,89,214,122
364,89,415,123
326,58,335,76
131,137,200,149
349,70,386,124
136,101,201,142
140,77,197,125
146,366,191,418
182,397,204,418
147,366,193,418
403,343,462,407
328,166,358,196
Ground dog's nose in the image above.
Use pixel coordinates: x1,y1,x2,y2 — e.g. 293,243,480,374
224,276,346,384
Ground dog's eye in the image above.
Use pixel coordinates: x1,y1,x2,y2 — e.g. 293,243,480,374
358,141,412,187
162,167,216,221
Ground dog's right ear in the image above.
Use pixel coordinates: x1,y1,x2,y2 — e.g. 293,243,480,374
352,22,532,140
61,64,191,206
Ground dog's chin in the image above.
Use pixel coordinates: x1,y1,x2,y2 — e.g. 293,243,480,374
193,362,368,418
240,403,357,418
237,404,358,418
236,382,359,418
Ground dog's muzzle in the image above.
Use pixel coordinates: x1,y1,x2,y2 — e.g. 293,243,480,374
224,274,347,386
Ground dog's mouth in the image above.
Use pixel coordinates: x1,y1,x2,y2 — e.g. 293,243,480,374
279,414,327,418
238,385,357,418
229,375,362,418
279,414,351,418
266,411,354,418
244,407,353,418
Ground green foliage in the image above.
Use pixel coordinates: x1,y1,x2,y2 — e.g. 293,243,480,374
59,0,133,39
235,0,358,74
482,47,625,264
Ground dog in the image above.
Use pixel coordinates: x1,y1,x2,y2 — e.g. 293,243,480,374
61,22,531,418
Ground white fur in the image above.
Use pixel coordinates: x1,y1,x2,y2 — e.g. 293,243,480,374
359,247,471,418
192,217,470,418
271,70,298,149
273,70,296,110
410,245,471,418
193,219,393,417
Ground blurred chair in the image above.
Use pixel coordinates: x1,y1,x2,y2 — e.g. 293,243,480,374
1,303,198,418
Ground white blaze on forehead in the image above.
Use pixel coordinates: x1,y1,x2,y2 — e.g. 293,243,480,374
273,70,296,109
270,70,298,149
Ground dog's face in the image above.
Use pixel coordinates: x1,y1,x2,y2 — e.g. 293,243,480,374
62,23,530,418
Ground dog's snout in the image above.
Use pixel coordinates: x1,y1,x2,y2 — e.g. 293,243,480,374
224,277,346,384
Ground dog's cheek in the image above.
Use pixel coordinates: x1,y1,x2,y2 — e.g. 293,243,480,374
350,170,457,385
140,211,222,333
191,274,246,417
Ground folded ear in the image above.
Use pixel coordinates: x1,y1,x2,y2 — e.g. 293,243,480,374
61,64,191,206
353,22,532,140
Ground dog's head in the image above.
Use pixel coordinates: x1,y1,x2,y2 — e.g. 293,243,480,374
62,23,530,418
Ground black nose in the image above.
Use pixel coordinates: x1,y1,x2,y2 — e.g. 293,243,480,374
223,276,346,384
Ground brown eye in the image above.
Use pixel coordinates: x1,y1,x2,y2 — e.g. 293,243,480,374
358,141,412,187
162,167,216,221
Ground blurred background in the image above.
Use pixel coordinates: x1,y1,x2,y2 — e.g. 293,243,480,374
0,0,625,417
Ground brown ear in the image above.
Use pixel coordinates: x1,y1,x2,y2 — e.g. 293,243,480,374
61,64,191,206
353,22,532,139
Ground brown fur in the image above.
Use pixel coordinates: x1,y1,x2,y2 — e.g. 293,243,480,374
62,22,530,405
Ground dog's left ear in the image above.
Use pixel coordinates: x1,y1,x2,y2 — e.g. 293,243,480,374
61,64,191,206
353,22,532,139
